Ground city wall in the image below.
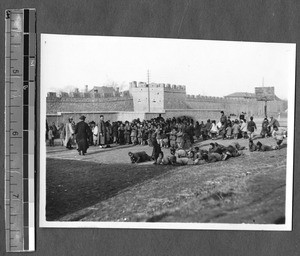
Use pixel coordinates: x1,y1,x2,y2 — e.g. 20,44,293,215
47,82,287,125
186,95,287,117
47,96,134,114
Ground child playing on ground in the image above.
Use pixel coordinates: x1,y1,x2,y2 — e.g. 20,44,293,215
249,139,257,152
272,126,286,149
256,141,276,151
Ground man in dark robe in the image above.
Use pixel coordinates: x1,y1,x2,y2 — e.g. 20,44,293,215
75,115,92,155
98,115,106,148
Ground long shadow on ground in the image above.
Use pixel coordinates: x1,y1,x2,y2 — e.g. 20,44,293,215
46,158,176,220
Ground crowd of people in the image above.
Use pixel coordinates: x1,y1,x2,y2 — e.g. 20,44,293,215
46,111,284,157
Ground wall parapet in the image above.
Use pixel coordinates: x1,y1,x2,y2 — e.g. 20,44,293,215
129,81,186,91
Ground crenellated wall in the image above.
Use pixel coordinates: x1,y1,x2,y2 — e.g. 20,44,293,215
47,96,134,114
47,81,287,121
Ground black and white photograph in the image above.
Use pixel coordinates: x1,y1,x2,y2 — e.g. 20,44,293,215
40,34,295,230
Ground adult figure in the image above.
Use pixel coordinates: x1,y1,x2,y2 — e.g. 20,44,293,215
64,117,75,149
74,115,92,155
51,122,58,138
46,120,49,141
203,119,212,140
98,115,106,148
268,116,280,131
194,121,201,140
219,111,227,139
220,111,227,126
105,120,112,144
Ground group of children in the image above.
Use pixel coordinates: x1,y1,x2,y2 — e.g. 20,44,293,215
136,137,245,166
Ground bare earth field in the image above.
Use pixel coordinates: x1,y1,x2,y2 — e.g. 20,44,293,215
46,136,287,224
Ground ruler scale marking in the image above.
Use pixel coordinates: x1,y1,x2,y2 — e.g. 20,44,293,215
5,9,35,252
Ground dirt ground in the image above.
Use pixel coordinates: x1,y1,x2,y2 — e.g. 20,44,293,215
46,135,287,224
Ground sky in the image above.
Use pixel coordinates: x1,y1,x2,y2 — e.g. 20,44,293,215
41,34,296,100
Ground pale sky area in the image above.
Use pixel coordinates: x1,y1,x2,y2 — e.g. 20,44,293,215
41,34,295,100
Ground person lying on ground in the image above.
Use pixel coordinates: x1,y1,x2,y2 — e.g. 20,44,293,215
222,145,242,160
232,142,245,151
256,141,276,152
175,147,188,158
128,151,152,163
249,139,257,152
209,143,224,154
201,152,223,163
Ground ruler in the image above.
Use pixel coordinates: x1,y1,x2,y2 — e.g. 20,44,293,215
5,9,36,252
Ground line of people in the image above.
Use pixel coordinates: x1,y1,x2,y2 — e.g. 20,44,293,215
46,111,283,156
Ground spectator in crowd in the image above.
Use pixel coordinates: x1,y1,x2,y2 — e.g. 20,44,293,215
210,120,218,140
268,116,280,131
247,116,257,139
98,115,106,148
124,121,131,145
90,121,98,146
112,122,119,144
194,121,201,141
225,120,232,139
58,123,65,146
118,123,125,145
51,122,58,139
232,119,240,140
64,117,75,149
240,119,248,139
261,118,270,138
48,126,54,146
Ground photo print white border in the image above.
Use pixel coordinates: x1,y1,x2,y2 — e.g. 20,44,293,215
40,34,295,230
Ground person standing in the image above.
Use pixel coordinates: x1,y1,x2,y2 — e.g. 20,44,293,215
268,116,280,131
91,121,98,146
232,120,240,140
219,111,227,139
210,120,218,140
247,116,257,140
64,117,75,149
75,115,92,155
48,127,54,146
58,123,65,146
260,118,270,138
240,119,248,139
194,121,201,141
98,115,106,148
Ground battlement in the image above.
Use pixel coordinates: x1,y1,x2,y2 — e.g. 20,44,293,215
47,91,129,99
129,81,186,91
186,94,257,102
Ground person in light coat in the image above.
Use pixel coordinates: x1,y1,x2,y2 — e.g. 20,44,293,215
64,117,74,149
